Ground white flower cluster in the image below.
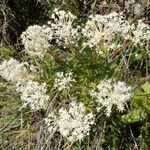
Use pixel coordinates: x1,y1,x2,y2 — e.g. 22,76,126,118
90,80,131,117
125,0,144,16
82,12,149,53
54,72,75,91
125,0,136,8
82,12,130,53
131,20,150,46
0,58,28,84
20,8,149,57
48,8,79,47
16,80,49,111
21,9,79,57
0,58,49,111
21,25,53,58
45,101,95,142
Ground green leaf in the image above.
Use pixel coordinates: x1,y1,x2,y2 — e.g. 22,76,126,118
121,109,147,124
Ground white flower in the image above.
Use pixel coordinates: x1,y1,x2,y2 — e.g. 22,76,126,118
131,20,150,46
44,111,58,134
125,0,144,16
45,101,95,142
54,72,75,91
0,58,28,84
82,12,131,54
125,0,135,9
21,25,53,58
90,80,131,117
134,3,144,15
48,8,79,47
16,80,49,111
122,20,150,46
0,58,49,111
83,11,149,52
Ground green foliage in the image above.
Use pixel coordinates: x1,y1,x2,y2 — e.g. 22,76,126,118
121,109,147,124
0,46,15,60
141,82,150,94
121,82,150,124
